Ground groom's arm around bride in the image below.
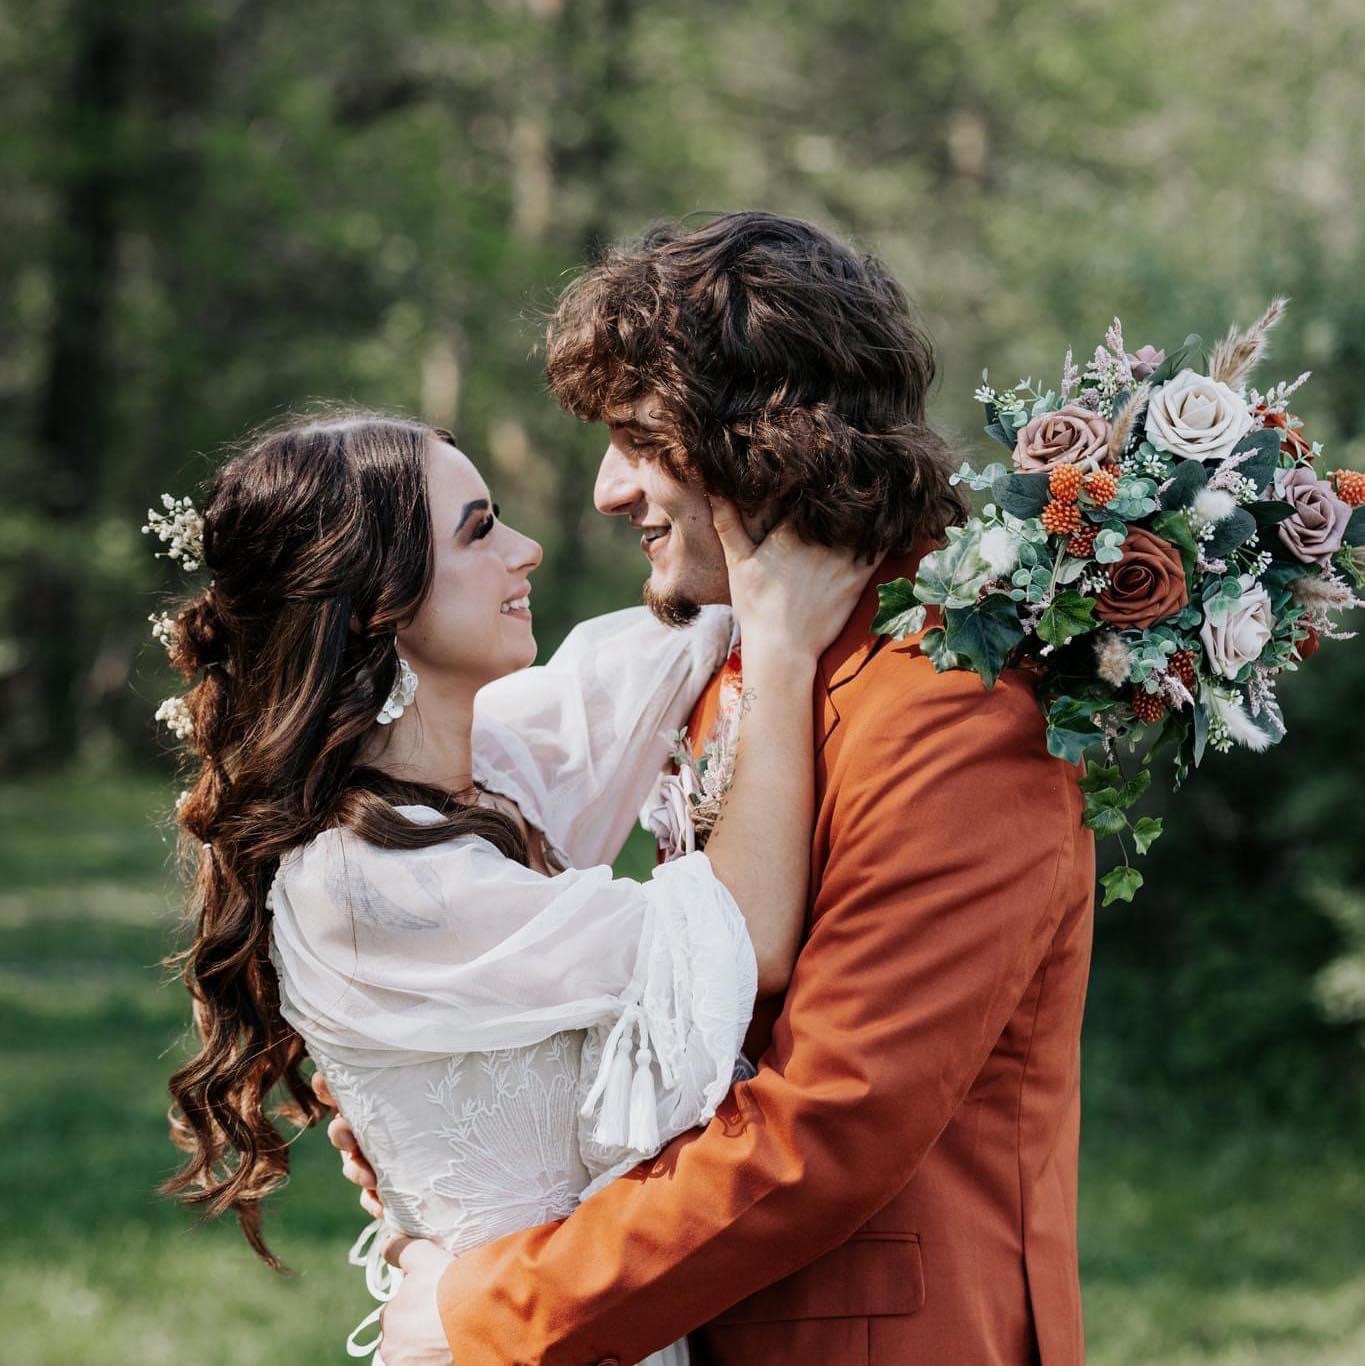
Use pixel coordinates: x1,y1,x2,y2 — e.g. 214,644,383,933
425,562,1096,1366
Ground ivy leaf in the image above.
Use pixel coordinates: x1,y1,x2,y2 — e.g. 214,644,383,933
1160,458,1207,510
1121,768,1153,806
942,596,1025,689
1132,815,1164,855
919,625,960,672
992,471,1052,519
1204,508,1258,559
1078,762,1122,794
1037,590,1098,647
914,532,992,610
1046,696,1107,764
872,579,928,639
1100,865,1144,907
1085,804,1129,838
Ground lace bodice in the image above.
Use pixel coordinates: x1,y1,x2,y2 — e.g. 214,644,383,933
266,607,747,1364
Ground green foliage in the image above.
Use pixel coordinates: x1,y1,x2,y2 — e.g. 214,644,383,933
1037,589,1097,647
871,578,927,639
942,595,1024,688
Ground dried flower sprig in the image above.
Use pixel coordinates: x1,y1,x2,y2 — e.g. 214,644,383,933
143,494,204,572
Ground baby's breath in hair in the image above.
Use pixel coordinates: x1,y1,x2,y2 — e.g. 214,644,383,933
155,695,194,741
143,494,205,572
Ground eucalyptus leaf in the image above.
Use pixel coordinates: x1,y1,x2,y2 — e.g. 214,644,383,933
1159,458,1207,510
1109,476,1160,520
1093,528,1127,564
1229,428,1281,494
993,471,1052,519
984,420,1016,451
1146,335,1201,387
1204,508,1258,559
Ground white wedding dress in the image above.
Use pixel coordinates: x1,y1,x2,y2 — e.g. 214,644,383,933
267,607,753,1365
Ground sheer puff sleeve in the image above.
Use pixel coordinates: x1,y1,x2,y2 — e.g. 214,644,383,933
471,605,734,870
268,808,756,1166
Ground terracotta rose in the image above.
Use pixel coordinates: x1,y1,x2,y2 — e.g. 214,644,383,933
1013,404,1111,473
1094,525,1190,629
1259,407,1313,462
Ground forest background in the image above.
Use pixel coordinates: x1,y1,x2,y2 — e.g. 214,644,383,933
2,1,1363,1362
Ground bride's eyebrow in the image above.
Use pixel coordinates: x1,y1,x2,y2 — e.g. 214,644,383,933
454,498,490,535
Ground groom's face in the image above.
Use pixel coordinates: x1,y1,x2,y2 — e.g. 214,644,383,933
595,400,730,626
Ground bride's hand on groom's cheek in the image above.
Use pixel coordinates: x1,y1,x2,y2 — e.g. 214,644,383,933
313,1071,385,1221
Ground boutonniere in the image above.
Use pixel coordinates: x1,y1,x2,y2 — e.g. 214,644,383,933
642,728,737,861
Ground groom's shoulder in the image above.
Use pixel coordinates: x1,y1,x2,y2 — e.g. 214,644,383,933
851,636,1049,754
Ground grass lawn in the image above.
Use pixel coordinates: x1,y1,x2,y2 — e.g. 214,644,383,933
2,771,1362,1364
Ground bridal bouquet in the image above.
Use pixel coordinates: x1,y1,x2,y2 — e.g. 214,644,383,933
873,302,1365,905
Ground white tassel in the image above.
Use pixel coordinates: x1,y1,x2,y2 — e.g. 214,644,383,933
627,1044,660,1152
593,1043,634,1149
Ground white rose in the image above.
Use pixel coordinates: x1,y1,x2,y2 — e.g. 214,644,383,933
1200,575,1274,679
641,769,697,862
1145,369,1254,464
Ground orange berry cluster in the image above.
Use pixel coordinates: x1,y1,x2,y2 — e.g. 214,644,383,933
1332,469,1365,507
1083,468,1119,507
1041,499,1083,536
1167,648,1198,690
1049,464,1084,502
1130,690,1168,725
1067,525,1099,558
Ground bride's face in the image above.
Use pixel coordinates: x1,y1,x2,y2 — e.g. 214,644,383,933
398,439,543,686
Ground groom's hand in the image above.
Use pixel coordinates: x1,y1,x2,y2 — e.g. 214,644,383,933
312,1071,385,1221
378,1237,456,1366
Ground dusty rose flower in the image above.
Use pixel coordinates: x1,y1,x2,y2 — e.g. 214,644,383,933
1012,404,1111,473
1094,526,1190,629
1276,466,1352,567
1126,345,1166,381
1200,574,1273,678
1145,369,1253,463
641,769,697,862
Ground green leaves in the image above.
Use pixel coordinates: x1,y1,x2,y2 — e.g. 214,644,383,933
1204,507,1258,559
1037,590,1098,647
1109,476,1160,520
1150,510,1199,574
914,529,993,610
1344,506,1365,548
1046,695,1108,764
1146,335,1201,387
942,596,1025,689
872,578,928,639
919,625,960,672
1160,458,1207,510
993,471,1052,519
1132,815,1164,855
1100,865,1144,906
1229,428,1281,495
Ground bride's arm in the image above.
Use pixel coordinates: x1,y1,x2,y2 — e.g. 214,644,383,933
694,502,870,995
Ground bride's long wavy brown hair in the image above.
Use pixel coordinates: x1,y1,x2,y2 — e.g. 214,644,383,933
159,411,527,1269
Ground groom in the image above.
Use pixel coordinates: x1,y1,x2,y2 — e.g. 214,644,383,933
336,211,1096,1364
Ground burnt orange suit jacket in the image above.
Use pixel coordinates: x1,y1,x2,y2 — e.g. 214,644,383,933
436,545,1096,1365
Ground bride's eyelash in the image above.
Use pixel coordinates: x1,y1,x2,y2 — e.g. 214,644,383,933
472,504,500,541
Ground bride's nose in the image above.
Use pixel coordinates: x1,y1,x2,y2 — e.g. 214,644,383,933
507,528,543,574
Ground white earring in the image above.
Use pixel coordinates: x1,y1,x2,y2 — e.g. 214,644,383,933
376,655,418,725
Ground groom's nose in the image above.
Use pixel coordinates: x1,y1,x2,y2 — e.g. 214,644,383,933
593,441,643,518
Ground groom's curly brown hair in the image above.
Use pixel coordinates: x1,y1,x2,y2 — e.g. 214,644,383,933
546,211,968,559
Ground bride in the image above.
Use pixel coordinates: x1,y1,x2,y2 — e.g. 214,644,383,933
160,411,869,1362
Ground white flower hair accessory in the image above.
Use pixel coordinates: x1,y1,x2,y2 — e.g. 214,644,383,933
143,494,205,571
155,695,194,741
376,655,418,725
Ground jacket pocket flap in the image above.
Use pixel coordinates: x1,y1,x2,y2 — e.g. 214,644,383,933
711,1234,925,1324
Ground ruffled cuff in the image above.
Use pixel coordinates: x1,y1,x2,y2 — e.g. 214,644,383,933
578,852,757,1192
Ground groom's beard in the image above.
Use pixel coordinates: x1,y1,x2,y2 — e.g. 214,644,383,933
643,580,703,629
